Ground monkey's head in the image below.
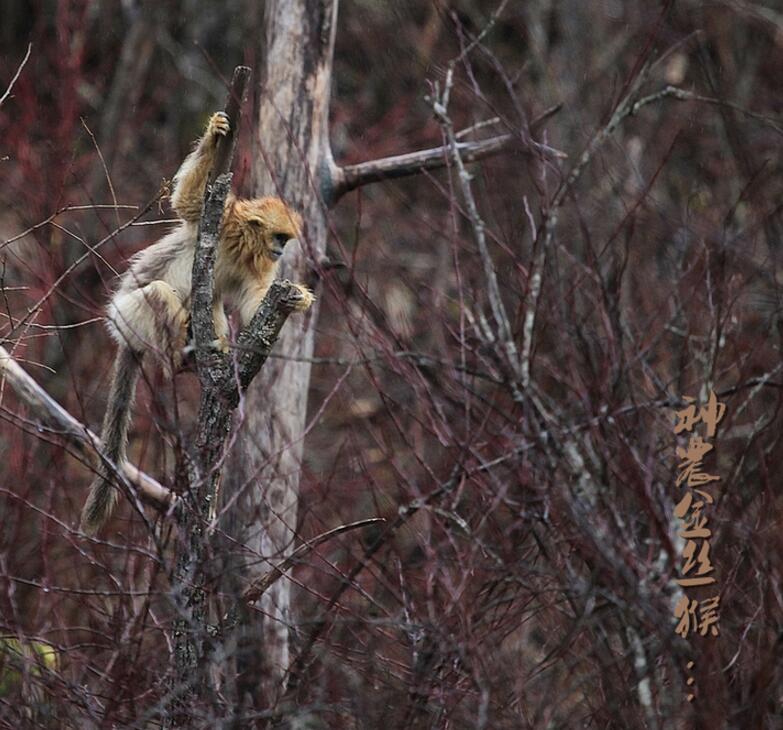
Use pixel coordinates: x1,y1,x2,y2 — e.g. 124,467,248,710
229,197,303,269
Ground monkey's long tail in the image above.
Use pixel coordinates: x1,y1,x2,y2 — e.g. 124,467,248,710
80,346,142,534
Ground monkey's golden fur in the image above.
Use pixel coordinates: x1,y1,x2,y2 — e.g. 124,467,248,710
81,112,314,534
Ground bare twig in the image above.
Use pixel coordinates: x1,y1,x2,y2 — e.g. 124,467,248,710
432,66,521,377
1,192,163,346
0,43,31,108
1,204,140,250
531,102,564,131
639,85,783,136
455,117,501,139
242,518,385,604
518,83,734,387
81,118,121,228
453,0,510,63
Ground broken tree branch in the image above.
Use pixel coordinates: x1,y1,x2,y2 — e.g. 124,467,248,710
332,132,566,202
0,346,172,509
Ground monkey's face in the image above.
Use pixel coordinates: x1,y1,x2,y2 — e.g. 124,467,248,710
236,197,303,264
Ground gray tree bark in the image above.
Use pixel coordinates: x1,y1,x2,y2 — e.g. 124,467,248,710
221,1,540,704
222,0,339,704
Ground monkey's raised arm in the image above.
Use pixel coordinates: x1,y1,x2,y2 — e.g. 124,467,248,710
170,112,231,223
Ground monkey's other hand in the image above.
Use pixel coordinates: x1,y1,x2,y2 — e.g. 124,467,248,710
211,334,231,354
206,112,230,142
289,284,316,312
178,336,229,363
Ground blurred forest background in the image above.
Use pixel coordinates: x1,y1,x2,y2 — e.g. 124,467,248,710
1,1,783,728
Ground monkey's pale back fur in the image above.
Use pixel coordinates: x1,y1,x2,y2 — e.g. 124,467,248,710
80,112,313,534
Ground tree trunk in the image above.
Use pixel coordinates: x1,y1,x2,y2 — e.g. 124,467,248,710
223,0,338,703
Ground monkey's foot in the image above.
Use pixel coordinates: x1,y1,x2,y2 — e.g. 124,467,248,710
207,112,230,141
290,284,316,312
167,348,184,374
